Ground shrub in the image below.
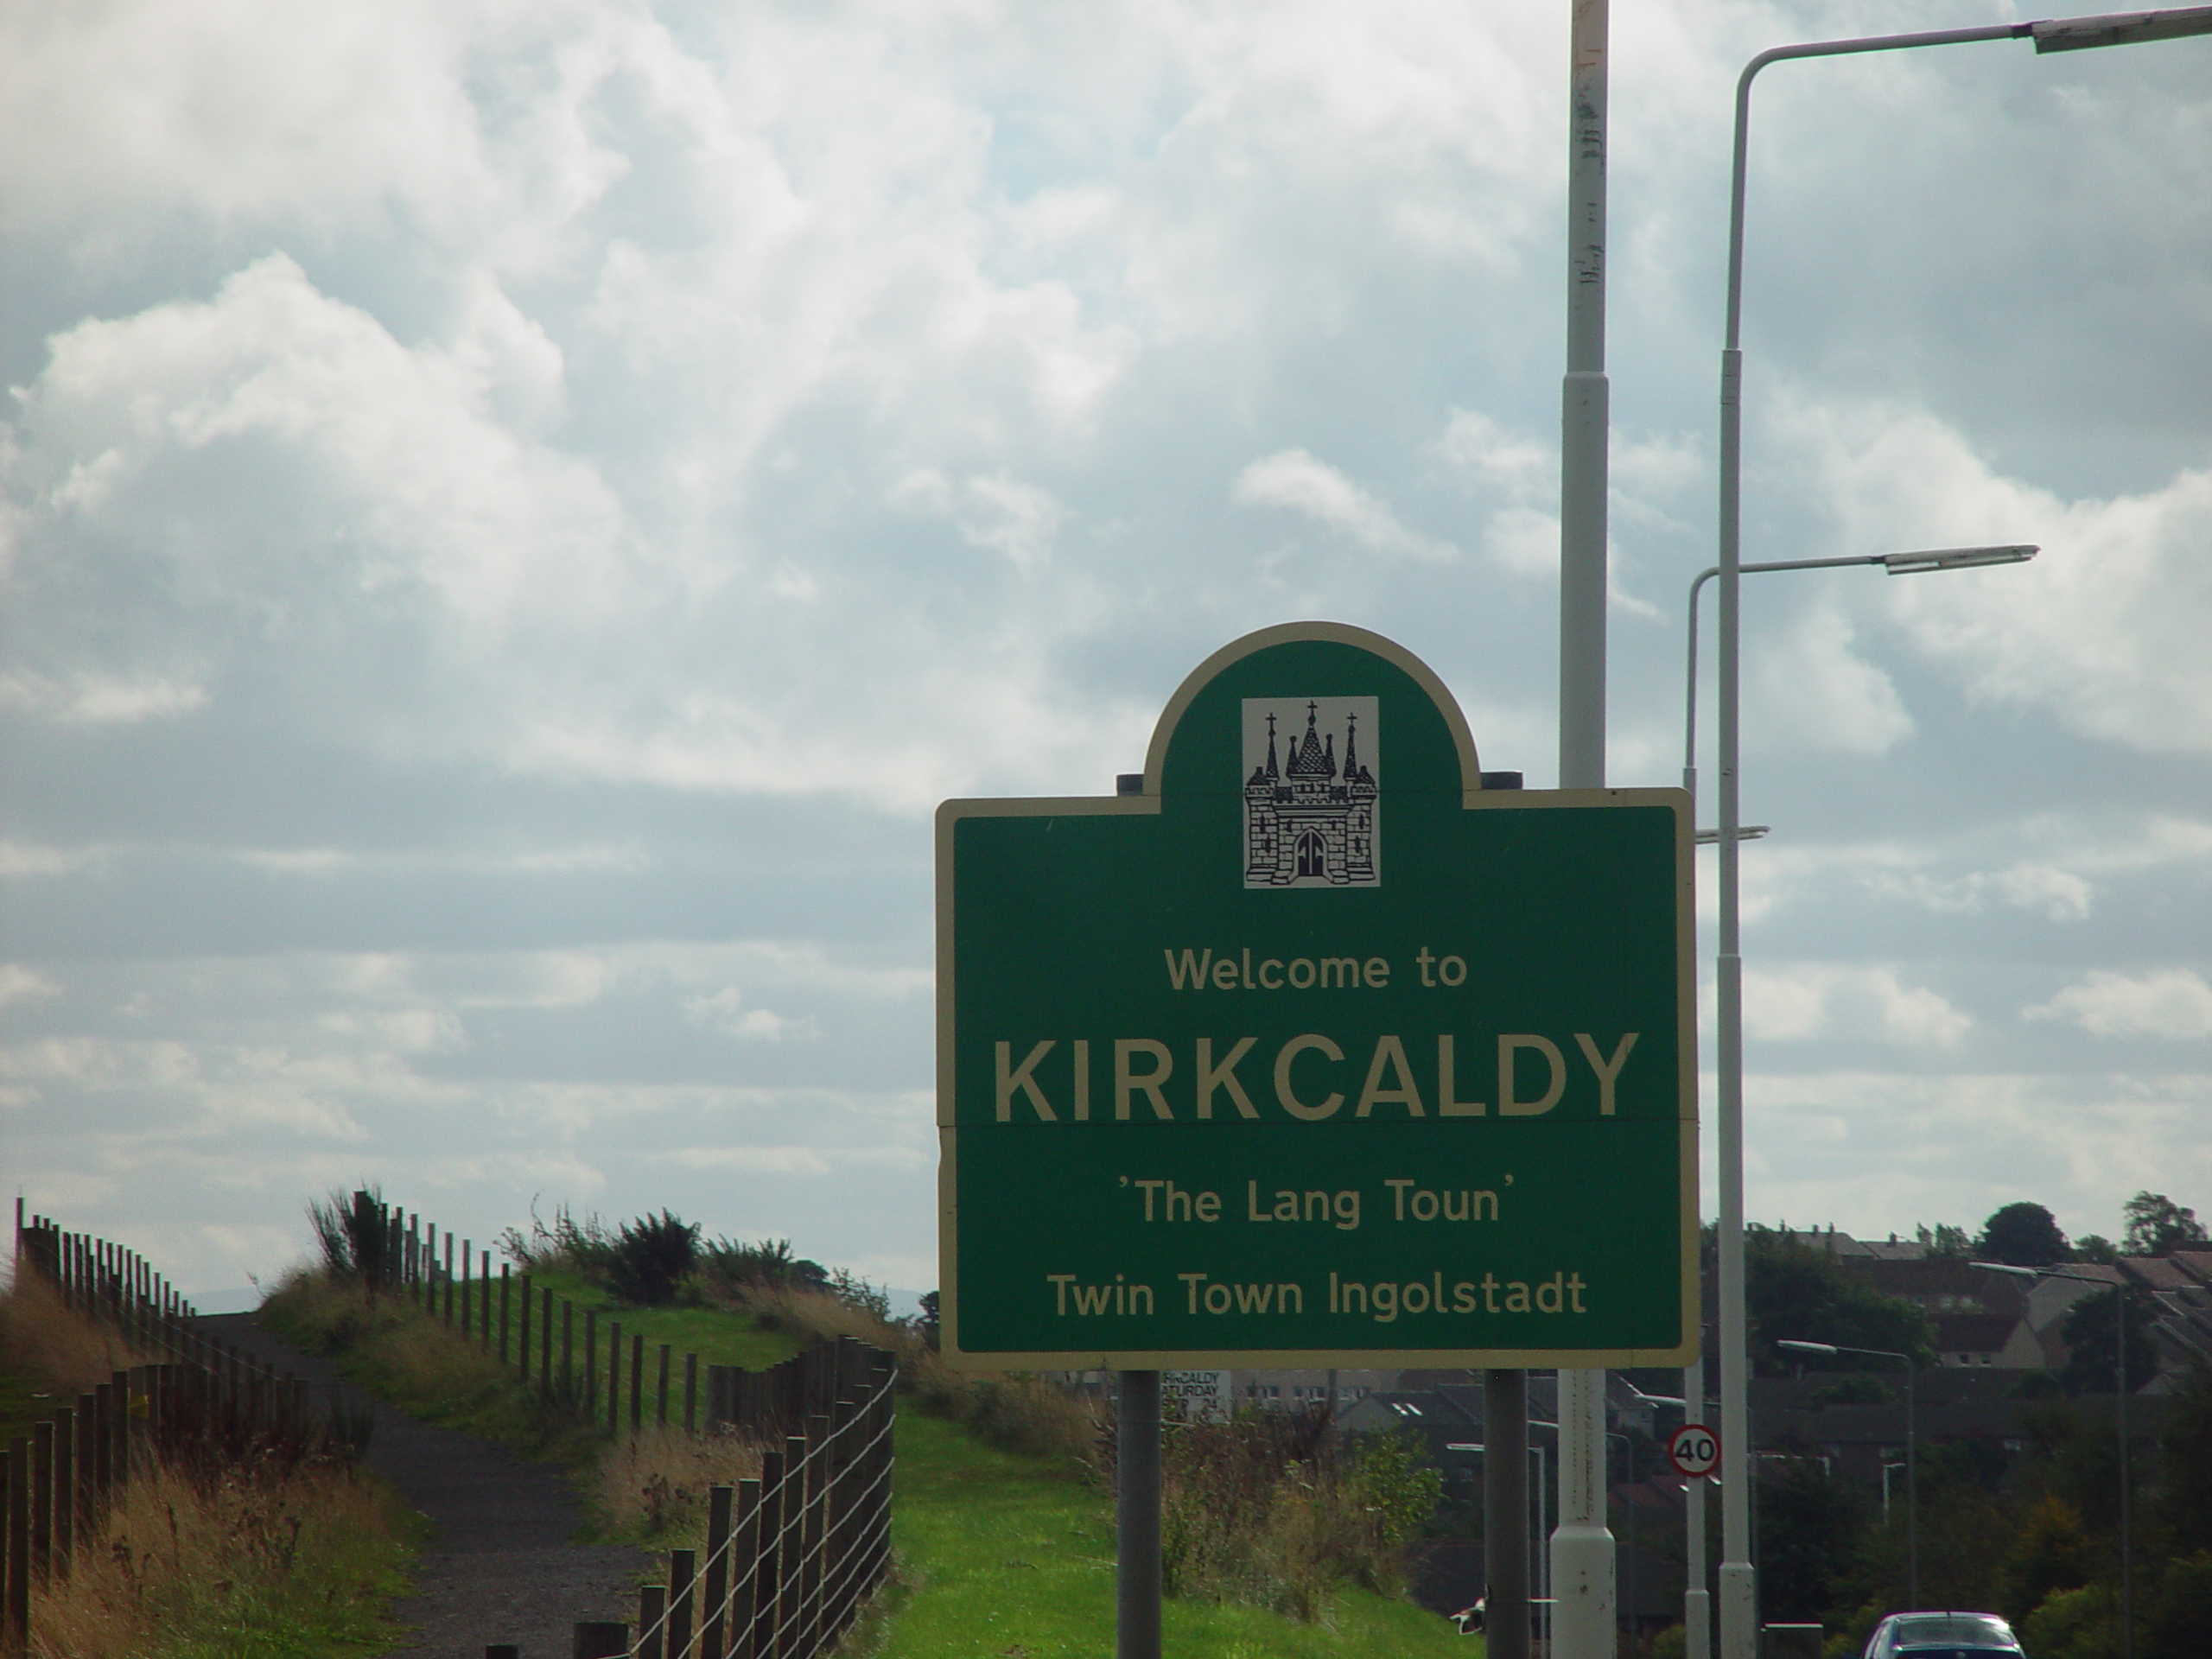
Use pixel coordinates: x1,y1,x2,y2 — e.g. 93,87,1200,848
608,1210,700,1306
306,1185,391,1284
696,1235,830,1297
1139,1408,1440,1619
2021,1581,2119,1659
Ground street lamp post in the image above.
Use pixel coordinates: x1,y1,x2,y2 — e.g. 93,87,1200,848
1709,15,2212,1659
1682,548,2035,804
1777,1341,1917,1606
1976,1261,2139,1659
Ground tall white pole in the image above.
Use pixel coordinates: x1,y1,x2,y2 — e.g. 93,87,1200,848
1714,45,1756,1656
1554,0,1617,1653
1684,1357,1711,1659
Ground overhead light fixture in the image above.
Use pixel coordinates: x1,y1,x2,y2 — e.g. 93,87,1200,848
1880,544,2039,575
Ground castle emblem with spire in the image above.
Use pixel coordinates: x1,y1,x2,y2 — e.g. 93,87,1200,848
1242,697,1380,887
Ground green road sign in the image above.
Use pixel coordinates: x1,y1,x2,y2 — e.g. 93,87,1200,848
937,622,1695,1369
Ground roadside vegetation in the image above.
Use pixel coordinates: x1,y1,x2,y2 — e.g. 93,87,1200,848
263,1192,1478,1653
0,1265,415,1659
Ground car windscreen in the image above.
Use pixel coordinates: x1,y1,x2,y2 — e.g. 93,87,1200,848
1895,1614,2016,1650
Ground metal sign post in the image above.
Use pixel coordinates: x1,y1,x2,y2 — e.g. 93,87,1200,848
936,622,1696,1651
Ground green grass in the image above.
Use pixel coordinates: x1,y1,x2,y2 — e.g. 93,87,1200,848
519,1267,810,1374
875,1407,1482,1659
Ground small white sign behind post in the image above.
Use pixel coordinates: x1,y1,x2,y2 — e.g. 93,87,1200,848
1161,1370,1229,1422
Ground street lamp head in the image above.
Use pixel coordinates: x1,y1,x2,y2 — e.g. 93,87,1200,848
2032,5,2212,52
1777,1339,1840,1357
1880,543,2040,575
1971,1260,2039,1277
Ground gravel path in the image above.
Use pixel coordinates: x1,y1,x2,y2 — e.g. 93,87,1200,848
198,1312,651,1659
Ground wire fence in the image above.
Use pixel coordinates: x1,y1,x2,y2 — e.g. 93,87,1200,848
340,1191,904,1655
603,1339,897,1659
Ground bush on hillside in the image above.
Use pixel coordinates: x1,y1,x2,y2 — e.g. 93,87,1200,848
608,1209,699,1306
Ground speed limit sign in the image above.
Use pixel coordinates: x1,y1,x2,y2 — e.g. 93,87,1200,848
1667,1423,1719,1479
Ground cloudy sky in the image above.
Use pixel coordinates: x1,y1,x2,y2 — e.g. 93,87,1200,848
3,0,2207,1300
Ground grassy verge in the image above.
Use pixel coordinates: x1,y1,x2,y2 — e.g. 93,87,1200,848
874,1406,1480,1659
259,1266,798,1546
259,1268,604,1460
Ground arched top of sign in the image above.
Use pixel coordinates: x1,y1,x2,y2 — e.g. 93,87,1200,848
1137,621,1483,802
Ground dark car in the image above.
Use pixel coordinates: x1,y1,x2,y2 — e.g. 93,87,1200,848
1862,1611,2025,1659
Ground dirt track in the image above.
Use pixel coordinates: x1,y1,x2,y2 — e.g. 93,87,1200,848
198,1312,649,1659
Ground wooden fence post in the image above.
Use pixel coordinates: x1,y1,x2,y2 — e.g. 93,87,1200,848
668,1547,696,1659
500,1265,512,1363
685,1353,698,1433
607,1322,622,1435
702,1484,734,1659
632,1336,645,1433
48,1410,70,1583
585,1311,598,1417
658,1344,671,1428
29,1424,51,1589
73,1395,94,1541
753,1448,785,1659
638,1583,667,1659
6,1439,28,1653
729,1478,761,1659
573,1620,629,1659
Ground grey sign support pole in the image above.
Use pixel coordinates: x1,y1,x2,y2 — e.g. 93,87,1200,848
1484,1369,1531,1659
1109,772,1162,1659
1117,1369,1162,1659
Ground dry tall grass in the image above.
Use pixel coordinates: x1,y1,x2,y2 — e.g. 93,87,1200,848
0,1266,157,1393
595,1425,765,1541
24,1446,405,1659
0,1265,411,1658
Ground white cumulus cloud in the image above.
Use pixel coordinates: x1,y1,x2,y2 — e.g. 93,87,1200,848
2026,969,2212,1040
1234,449,1454,563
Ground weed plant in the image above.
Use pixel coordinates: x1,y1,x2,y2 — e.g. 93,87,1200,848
1135,1411,1440,1619
594,1425,763,1542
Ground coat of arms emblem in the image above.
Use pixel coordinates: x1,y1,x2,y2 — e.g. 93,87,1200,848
1242,697,1379,887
